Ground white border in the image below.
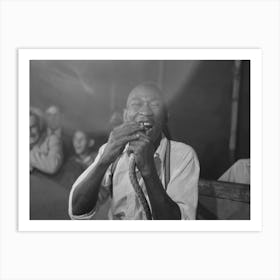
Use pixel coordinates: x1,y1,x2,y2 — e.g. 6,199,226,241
18,48,262,232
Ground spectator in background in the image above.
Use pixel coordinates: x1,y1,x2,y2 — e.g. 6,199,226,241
45,105,62,138
219,159,250,185
30,107,63,174
72,130,97,170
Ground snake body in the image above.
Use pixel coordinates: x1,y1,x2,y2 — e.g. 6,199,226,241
116,124,170,220
128,153,153,220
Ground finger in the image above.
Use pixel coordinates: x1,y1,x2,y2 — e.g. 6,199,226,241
126,145,134,156
122,121,138,126
114,123,144,138
112,121,137,132
122,123,145,134
119,121,140,130
127,140,140,150
118,133,141,146
128,134,151,148
126,142,141,155
126,143,142,156
137,133,152,143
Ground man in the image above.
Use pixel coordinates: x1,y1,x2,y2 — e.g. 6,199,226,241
30,107,63,174
45,105,62,138
68,83,200,220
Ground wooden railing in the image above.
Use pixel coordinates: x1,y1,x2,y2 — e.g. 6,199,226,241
198,179,250,203
197,179,250,220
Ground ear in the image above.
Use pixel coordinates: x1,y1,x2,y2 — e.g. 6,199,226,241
88,139,95,147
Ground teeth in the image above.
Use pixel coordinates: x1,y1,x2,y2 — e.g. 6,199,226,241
141,122,152,129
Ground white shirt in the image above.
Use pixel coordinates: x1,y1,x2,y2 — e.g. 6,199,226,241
68,136,200,220
219,159,250,185
30,131,63,174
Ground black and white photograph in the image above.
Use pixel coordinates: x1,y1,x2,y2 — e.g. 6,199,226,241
1,1,279,280
18,49,261,231
29,59,250,221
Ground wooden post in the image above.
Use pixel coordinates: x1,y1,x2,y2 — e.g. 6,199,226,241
229,60,242,164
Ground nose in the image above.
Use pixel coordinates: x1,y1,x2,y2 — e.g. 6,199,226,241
139,102,153,116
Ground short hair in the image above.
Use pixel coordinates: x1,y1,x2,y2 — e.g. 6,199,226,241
127,81,163,101
126,82,167,110
73,130,88,139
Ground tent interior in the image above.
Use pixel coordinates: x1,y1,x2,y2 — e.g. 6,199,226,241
30,60,250,220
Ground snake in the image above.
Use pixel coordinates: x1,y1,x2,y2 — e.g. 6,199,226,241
128,122,153,220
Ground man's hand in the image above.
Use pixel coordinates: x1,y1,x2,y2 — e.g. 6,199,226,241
127,132,156,178
100,122,144,165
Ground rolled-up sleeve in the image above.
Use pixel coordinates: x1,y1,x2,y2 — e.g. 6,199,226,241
68,144,112,220
30,134,63,174
166,143,200,220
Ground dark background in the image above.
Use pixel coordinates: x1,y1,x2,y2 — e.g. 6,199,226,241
30,60,250,180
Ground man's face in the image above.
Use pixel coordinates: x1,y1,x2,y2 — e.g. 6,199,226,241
73,131,89,156
30,115,41,146
46,112,60,130
124,85,166,143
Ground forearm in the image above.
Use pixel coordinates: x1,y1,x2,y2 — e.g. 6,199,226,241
71,159,110,215
143,167,181,220
70,122,143,216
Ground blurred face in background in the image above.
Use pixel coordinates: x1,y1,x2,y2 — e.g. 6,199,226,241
30,114,41,147
73,131,92,156
123,84,167,144
46,106,61,131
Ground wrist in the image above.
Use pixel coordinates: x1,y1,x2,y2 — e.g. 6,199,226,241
98,154,112,168
141,163,157,179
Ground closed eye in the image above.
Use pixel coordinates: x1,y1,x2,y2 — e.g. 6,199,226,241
128,101,142,109
150,101,161,107
130,102,141,106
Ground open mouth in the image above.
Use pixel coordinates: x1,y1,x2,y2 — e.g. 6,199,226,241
139,121,153,134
